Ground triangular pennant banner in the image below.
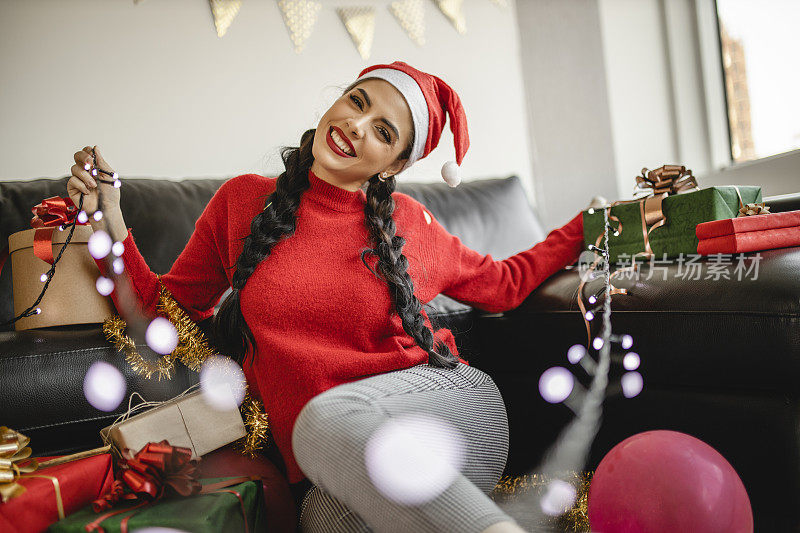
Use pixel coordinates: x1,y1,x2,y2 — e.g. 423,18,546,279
434,0,466,35
337,7,376,60
277,0,322,53
209,0,243,38
389,0,425,47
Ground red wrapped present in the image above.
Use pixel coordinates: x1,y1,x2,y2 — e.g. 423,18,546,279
0,452,114,533
696,209,800,255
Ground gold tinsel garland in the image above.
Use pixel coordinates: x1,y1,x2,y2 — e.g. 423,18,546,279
490,471,593,532
101,275,269,455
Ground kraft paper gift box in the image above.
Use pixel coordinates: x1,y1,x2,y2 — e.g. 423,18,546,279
7,224,115,330
100,388,247,460
582,185,763,263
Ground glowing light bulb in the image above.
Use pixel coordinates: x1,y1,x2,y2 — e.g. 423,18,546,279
621,371,643,398
88,230,112,259
585,311,594,321
146,317,178,355
83,361,126,412
588,295,597,304
112,172,119,180
112,241,125,256
588,208,595,215
538,367,574,403
540,479,577,516
93,210,103,221
40,273,48,282
199,355,246,410
35,307,42,314
96,276,114,296
113,179,121,188
91,168,97,177
613,231,620,236
593,337,604,350
113,258,125,274
77,211,88,224
365,414,465,506
567,344,586,364
621,334,633,349
58,225,64,232
623,352,640,371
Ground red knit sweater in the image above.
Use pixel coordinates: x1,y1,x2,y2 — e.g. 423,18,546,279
96,169,584,484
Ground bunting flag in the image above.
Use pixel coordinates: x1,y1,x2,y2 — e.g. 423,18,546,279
277,0,322,53
434,0,466,35
337,7,376,60
209,0,243,38
389,0,426,47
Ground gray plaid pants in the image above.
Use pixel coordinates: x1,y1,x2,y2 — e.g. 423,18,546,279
292,362,517,532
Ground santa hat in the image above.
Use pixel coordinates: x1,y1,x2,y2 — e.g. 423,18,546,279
355,61,469,187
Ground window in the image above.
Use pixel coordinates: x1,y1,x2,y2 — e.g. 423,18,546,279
715,0,800,163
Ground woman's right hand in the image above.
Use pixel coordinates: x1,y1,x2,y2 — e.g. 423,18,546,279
68,145,120,215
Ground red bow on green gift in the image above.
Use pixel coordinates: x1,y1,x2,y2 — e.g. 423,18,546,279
87,441,201,533
92,441,201,513
30,196,88,265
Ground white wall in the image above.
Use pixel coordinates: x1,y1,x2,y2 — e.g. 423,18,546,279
598,0,799,198
0,0,537,204
515,0,619,229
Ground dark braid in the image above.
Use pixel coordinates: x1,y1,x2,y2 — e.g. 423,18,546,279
360,175,459,369
213,128,315,365
214,81,458,369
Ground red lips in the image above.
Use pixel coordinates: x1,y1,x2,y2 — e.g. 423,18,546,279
327,126,356,157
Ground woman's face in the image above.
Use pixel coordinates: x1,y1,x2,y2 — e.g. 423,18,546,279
310,78,414,189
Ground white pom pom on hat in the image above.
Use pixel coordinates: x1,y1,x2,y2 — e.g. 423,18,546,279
441,160,461,187
355,61,469,188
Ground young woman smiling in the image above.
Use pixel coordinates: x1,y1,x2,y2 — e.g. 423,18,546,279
68,61,588,532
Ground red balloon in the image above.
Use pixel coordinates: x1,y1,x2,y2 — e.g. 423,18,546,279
588,430,753,533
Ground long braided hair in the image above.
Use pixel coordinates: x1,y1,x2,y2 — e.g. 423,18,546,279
213,83,458,370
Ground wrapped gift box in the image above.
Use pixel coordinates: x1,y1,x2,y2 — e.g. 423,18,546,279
48,477,267,533
7,224,115,330
100,388,246,460
696,209,800,255
582,186,762,262
0,453,114,533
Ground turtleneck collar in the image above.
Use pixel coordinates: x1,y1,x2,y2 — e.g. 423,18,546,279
306,168,367,213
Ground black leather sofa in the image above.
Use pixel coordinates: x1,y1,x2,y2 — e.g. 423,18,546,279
1,175,798,532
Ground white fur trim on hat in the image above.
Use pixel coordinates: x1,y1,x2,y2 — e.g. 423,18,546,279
355,68,429,172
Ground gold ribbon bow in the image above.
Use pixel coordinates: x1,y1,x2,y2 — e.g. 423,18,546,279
0,427,39,502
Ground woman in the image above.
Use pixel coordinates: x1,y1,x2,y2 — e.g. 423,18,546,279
68,61,586,532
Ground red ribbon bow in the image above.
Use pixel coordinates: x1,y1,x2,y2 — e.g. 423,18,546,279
92,441,201,513
29,196,87,265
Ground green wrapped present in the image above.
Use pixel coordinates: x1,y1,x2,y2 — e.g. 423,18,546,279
47,477,266,533
582,165,762,262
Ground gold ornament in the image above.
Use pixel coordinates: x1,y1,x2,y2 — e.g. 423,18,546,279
337,6,376,60
491,471,593,532
233,393,271,457
101,276,218,379
103,314,176,380
209,0,243,38
738,202,770,217
390,0,426,47
433,0,466,35
277,0,322,53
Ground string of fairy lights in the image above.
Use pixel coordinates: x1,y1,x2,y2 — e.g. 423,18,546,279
529,203,645,520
